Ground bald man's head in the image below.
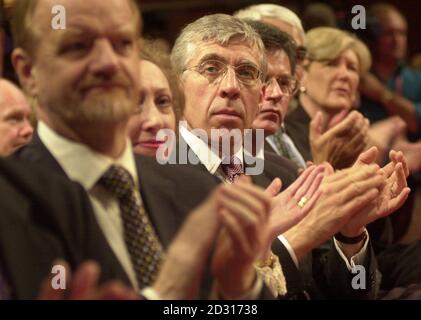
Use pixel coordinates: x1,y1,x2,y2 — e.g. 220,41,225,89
0,80,34,156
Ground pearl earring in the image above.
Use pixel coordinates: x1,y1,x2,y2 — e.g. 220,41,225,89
299,86,306,93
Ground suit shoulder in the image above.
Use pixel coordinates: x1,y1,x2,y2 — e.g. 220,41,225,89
262,152,299,188
135,154,218,183
0,157,89,212
265,151,298,172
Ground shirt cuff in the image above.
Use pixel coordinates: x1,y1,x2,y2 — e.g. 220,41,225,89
278,235,299,268
211,273,264,300
141,287,162,300
255,252,287,297
333,232,370,271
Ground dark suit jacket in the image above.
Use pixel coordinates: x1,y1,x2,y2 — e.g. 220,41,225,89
180,135,378,299
284,104,380,298
286,104,421,291
284,103,312,162
15,133,377,299
0,158,129,299
14,134,218,250
13,135,241,299
257,151,378,299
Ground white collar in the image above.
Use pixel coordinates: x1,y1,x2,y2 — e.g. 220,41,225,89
179,122,245,174
38,121,138,190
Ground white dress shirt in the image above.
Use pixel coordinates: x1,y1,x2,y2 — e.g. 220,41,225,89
38,121,140,291
179,124,264,183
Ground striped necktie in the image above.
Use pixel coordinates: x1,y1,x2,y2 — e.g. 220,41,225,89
221,155,244,183
271,128,306,169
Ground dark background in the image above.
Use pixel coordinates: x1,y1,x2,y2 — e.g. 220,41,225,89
1,0,420,82
138,0,421,57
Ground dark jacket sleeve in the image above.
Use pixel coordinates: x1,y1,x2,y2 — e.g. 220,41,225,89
260,156,379,299
312,239,379,299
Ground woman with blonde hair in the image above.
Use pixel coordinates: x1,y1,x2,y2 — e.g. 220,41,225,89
284,27,421,297
284,27,372,167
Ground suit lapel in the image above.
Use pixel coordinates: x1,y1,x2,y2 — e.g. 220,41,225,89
248,156,273,188
251,173,271,189
0,180,57,299
264,139,278,154
135,156,179,248
14,133,67,177
21,136,189,249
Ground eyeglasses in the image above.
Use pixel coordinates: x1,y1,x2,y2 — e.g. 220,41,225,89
296,46,307,64
264,75,298,96
184,59,262,86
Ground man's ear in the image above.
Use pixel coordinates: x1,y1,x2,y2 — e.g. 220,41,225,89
12,48,38,97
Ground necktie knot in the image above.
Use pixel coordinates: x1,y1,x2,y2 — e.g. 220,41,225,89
221,155,244,182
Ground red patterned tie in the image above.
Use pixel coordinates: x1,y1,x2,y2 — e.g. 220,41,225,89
221,155,244,183
98,165,164,289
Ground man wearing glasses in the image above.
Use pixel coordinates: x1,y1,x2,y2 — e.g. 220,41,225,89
234,5,307,169
235,4,307,84
171,13,389,300
245,20,307,169
173,13,286,180
235,4,370,171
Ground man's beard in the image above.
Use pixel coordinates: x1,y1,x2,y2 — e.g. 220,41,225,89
43,70,137,124
47,87,136,124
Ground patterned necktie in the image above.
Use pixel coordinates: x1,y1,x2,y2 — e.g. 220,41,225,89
221,155,244,183
98,165,164,289
0,261,11,300
271,128,306,169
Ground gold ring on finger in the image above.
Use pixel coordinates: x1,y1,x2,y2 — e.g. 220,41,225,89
297,196,309,208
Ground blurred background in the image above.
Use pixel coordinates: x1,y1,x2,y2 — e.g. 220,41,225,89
136,0,420,57
1,0,421,82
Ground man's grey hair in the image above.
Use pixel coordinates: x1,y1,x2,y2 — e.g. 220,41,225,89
245,20,297,74
234,4,304,38
171,14,267,80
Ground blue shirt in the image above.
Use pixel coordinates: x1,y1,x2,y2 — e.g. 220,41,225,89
359,64,421,139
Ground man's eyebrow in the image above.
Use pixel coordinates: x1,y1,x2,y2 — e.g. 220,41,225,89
277,72,292,77
55,28,89,42
197,54,258,67
56,25,135,40
3,109,24,119
237,58,259,66
197,54,227,64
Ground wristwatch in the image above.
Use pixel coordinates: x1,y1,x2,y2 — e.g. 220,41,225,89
334,229,368,244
